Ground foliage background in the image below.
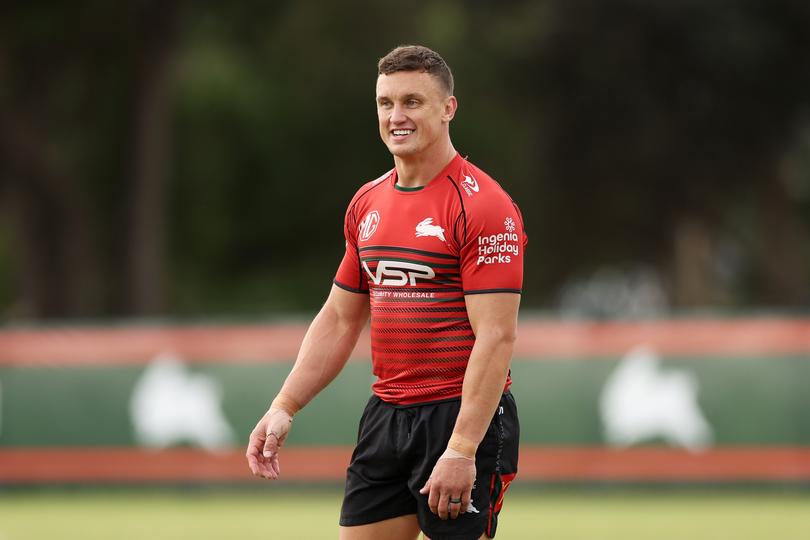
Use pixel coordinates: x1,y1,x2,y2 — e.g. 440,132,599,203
1,0,809,321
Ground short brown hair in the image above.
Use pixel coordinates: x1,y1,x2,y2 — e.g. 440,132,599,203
377,45,454,96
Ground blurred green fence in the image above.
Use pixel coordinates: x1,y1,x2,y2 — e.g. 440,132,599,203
1,317,808,484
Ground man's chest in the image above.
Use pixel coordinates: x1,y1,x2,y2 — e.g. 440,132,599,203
353,194,461,289
355,196,457,255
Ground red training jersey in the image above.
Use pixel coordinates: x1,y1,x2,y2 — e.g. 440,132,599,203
334,153,527,405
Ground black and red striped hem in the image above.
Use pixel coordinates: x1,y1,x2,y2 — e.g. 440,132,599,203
333,280,369,294
463,288,522,295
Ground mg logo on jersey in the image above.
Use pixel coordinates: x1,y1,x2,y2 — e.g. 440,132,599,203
362,260,435,286
358,211,380,241
415,218,446,242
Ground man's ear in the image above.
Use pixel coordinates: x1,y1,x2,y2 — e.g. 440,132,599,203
443,95,458,122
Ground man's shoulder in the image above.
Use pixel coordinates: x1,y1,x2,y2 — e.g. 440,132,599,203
452,158,517,210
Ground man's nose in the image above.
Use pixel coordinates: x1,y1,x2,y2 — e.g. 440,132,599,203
390,104,407,124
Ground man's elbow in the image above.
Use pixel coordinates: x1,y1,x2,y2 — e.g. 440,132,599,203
327,305,365,336
478,324,518,346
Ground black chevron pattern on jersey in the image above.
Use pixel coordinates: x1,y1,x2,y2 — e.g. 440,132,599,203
358,243,480,403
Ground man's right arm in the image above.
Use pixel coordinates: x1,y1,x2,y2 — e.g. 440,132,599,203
246,284,369,479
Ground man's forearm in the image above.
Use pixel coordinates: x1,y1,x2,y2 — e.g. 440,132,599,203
275,300,367,411
449,329,515,454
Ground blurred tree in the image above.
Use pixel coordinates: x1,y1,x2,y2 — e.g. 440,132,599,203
533,0,810,307
0,2,106,318
126,0,181,314
0,0,808,320
0,0,181,317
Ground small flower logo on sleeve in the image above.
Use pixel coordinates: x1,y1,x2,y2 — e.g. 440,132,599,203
504,217,516,232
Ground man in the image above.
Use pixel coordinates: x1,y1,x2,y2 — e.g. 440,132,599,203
247,44,526,540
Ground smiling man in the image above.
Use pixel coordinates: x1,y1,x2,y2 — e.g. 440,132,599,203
247,45,527,540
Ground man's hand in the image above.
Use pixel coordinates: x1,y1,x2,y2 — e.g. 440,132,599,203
246,407,293,480
419,448,476,520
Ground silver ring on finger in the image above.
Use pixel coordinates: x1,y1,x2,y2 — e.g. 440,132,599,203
449,497,462,504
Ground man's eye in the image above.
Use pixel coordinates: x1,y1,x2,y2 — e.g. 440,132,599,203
406,99,419,107
379,101,392,108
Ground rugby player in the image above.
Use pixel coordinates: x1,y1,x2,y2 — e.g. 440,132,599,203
247,44,527,540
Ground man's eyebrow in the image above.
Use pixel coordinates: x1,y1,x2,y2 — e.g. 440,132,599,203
376,92,426,102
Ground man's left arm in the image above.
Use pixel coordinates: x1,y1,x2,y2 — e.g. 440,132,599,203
419,292,520,520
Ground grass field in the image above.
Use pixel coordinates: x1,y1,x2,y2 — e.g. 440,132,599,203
0,488,808,540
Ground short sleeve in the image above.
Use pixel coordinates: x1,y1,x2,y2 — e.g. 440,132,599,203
334,204,369,294
459,195,527,295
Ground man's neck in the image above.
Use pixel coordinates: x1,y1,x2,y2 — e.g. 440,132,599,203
394,141,457,188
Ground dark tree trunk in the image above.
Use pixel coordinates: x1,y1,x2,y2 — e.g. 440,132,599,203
758,172,807,306
670,217,715,308
124,1,180,315
0,108,100,319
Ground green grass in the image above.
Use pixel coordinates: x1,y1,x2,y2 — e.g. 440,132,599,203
0,488,808,539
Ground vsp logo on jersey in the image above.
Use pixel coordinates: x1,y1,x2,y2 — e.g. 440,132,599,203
477,229,520,265
362,260,435,286
359,210,380,241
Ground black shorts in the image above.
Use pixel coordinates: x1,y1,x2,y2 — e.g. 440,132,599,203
339,392,519,540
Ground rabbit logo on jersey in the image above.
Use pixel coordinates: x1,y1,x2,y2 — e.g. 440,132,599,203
415,218,446,242
477,217,520,265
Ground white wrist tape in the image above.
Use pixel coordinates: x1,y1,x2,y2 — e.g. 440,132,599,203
270,393,302,417
439,446,475,462
445,433,477,460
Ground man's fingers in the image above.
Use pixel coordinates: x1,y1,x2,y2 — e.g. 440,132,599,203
422,456,477,518
256,432,280,480
256,454,278,480
247,454,274,479
246,444,258,464
263,411,292,457
263,431,280,458
460,489,472,514
427,482,440,515
245,430,280,480
268,453,281,477
262,458,278,480
437,491,450,520
246,433,265,476
448,495,462,519
245,409,294,481
246,452,259,476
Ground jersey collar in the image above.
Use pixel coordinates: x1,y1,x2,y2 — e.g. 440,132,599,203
392,153,464,194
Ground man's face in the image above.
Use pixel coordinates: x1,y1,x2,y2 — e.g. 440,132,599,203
376,71,456,158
